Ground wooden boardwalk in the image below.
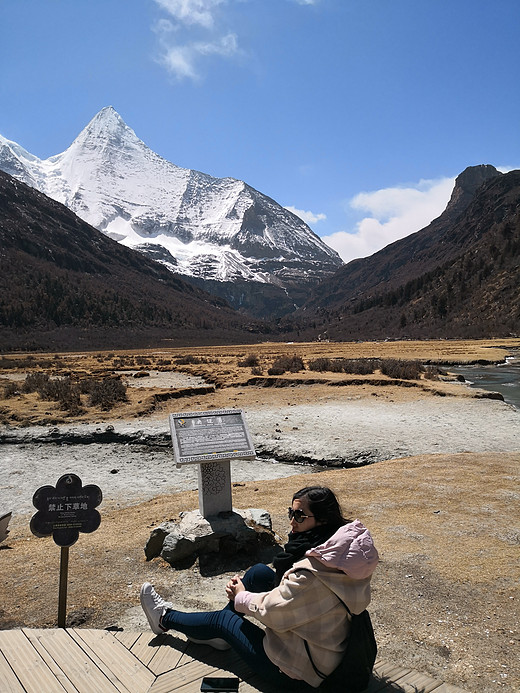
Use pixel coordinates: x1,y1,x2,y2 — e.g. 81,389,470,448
0,628,469,693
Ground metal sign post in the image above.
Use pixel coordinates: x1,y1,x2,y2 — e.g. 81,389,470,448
30,474,102,628
58,546,69,628
169,409,256,518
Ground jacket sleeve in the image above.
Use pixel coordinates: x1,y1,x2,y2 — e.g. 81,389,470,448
234,568,338,632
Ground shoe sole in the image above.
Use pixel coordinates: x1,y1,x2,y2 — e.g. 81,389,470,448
187,636,231,650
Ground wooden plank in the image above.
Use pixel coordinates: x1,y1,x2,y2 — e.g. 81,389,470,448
147,659,219,693
0,629,68,693
130,633,170,667
388,669,447,693
22,630,78,693
428,684,469,693
113,631,142,650
147,642,186,676
0,649,25,693
71,629,155,693
0,630,472,693
27,628,120,693
368,660,413,691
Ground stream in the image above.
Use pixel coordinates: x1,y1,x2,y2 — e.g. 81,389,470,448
450,355,520,410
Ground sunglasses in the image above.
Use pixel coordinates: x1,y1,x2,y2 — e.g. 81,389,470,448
288,507,315,523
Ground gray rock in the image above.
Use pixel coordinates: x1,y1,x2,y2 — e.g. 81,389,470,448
145,508,276,567
144,521,177,560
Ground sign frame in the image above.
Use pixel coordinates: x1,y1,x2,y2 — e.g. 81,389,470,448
169,408,256,466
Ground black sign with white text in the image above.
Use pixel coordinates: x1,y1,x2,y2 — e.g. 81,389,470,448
30,474,102,547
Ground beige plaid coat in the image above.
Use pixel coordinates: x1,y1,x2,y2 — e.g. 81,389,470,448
234,521,378,687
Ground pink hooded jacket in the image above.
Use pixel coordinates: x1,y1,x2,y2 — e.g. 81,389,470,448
234,520,379,686
306,519,379,580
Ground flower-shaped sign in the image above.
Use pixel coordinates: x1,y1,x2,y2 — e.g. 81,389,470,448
30,474,102,547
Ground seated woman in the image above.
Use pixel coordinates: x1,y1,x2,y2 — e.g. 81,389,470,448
140,486,379,690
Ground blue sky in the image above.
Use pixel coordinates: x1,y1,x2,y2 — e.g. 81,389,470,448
1,0,519,262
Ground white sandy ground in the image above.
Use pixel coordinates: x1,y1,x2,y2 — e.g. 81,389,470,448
1,396,518,520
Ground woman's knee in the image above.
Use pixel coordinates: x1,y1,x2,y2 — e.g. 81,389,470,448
242,563,276,592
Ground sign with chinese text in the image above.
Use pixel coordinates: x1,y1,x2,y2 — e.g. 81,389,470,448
169,409,256,466
30,474,102,547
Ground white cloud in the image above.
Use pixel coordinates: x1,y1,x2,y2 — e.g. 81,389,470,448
154,0,238,79
153,0,319,80
154,0,226,29
285,206,326,225
162,45,199,80
195,32,238,56
160,34,239,79
322,177,455,264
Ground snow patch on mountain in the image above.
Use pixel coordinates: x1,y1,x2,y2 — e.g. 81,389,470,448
0,107,342,285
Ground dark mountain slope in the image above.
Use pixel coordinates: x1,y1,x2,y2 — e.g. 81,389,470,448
0,171,267,351
289,168,520,340
303,165,502,311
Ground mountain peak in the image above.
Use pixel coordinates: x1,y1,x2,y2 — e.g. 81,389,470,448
70,106,141,151
0,108,342,319
444,164,501,220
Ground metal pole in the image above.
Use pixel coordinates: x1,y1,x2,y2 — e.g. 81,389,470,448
58,546,69,628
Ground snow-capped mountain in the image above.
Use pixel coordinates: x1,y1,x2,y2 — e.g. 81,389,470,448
0,107,342,316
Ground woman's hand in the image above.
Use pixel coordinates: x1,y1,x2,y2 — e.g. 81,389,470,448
225,574,245,601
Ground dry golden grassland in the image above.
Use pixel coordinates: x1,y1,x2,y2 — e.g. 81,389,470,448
1,339,519,692
1,337,519,427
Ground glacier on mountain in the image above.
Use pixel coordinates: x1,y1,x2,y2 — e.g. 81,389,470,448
0,107,342,314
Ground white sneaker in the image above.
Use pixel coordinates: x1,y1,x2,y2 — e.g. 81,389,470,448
140,582,171,635
187,636,231,650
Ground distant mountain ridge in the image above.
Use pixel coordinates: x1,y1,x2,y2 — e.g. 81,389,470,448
291,166,520,340
301,165,503,311
0,107,342,318
0,170,268,351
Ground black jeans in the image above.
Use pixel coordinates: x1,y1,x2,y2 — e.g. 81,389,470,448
161,563,314,690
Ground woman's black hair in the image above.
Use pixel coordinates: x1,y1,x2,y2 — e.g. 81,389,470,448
292,486,349,529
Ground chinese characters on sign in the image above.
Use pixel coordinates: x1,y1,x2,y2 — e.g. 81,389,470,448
169,409,256,465
30,474,102,547
169,409,256,517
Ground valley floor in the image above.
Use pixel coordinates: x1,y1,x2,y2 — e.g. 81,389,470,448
1,339,519,692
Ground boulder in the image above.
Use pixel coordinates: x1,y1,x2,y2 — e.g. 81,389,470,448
144,508,277,567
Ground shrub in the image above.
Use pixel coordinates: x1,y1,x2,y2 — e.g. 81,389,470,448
308,358,379,375
238,354,260,367
38,376,82,414
342,358,380,375
174,355,206,365
308,357,331,372
135,356,151,365
0,357,52,370
380,359,424,380
0,357,18,369
251,366,263,376
22,372,50,393
267,354,305,375
86,377,127,410
2,382,19,398
423,366,448,380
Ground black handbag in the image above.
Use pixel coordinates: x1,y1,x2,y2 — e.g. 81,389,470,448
304,601,377,692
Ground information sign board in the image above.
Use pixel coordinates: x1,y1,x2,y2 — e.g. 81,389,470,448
30,473,102,547
169,409,256,466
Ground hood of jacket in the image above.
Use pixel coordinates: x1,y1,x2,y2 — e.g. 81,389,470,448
305,519,379,580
